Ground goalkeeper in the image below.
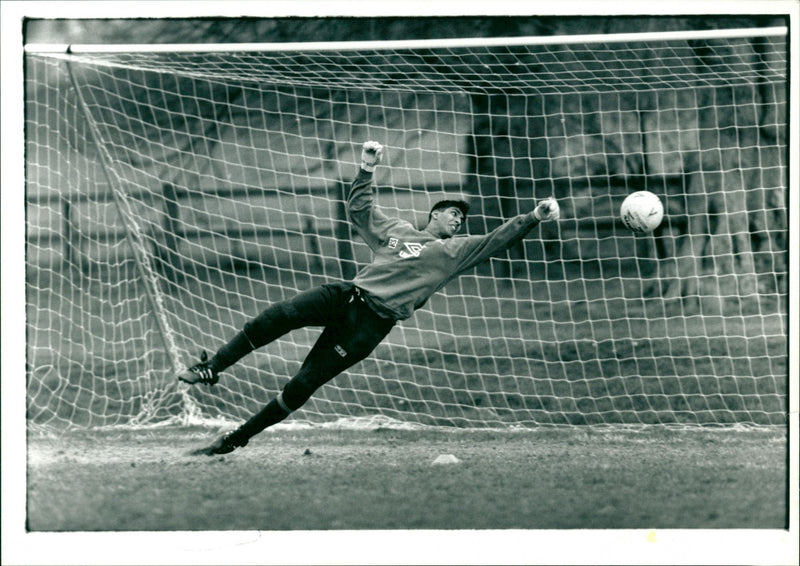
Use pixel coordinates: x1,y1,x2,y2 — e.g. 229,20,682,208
180,141,560,455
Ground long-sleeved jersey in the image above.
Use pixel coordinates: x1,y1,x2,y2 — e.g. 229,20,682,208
348,169,542,321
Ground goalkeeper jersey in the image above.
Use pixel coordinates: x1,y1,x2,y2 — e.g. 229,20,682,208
348,168,541,321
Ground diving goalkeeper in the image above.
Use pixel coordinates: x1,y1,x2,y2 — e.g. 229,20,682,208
180,141,560,455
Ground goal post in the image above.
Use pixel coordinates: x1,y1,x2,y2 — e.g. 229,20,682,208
24,26,789,429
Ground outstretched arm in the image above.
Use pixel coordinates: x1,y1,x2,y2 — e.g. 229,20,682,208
448,197,560,272
346,141,408,250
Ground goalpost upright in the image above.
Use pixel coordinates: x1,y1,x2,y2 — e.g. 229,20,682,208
24,25,790,429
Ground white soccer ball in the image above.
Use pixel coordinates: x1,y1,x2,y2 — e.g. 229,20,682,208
620,191,664,233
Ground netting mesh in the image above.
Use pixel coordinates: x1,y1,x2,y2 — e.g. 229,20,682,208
25,31,788,428
58,34,786,94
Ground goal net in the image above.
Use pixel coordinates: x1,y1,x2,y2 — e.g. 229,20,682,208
25,27,789,429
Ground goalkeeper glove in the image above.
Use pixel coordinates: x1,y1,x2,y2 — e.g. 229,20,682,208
361,141,384,172
533,197,560,222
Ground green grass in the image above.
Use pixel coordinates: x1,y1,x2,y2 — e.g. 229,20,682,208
27,426,786,531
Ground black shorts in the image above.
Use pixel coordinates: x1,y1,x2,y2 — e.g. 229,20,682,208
244,282,396,409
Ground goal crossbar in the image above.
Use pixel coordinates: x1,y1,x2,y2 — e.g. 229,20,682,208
24,25,788,54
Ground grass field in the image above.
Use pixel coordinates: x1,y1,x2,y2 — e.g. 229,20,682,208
27,425,786,532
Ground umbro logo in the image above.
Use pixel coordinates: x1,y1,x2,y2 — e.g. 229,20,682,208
398,242,425,258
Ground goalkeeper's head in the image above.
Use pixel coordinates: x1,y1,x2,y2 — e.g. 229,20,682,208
426,199,470,239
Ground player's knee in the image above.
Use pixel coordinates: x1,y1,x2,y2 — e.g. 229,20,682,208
281,374,320,411
244,302,295,343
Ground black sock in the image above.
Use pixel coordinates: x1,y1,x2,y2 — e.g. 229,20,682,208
210,330,255,373
228,397,291,446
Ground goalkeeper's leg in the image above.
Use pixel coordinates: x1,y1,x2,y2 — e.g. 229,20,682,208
190,296,395,456
178,283,355,386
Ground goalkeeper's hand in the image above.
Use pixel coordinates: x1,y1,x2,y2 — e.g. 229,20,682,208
533,197,560,222
361,141,384,172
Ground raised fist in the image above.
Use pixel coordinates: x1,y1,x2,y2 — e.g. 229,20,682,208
361,141,384,172
533,197,560,222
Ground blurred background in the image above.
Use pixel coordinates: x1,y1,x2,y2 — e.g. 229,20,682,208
25,14,787,45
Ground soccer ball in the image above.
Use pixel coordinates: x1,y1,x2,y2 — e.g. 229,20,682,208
620,191,664,233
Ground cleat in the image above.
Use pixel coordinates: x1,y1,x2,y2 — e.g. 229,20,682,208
177,351,219,386
189,432,248,456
